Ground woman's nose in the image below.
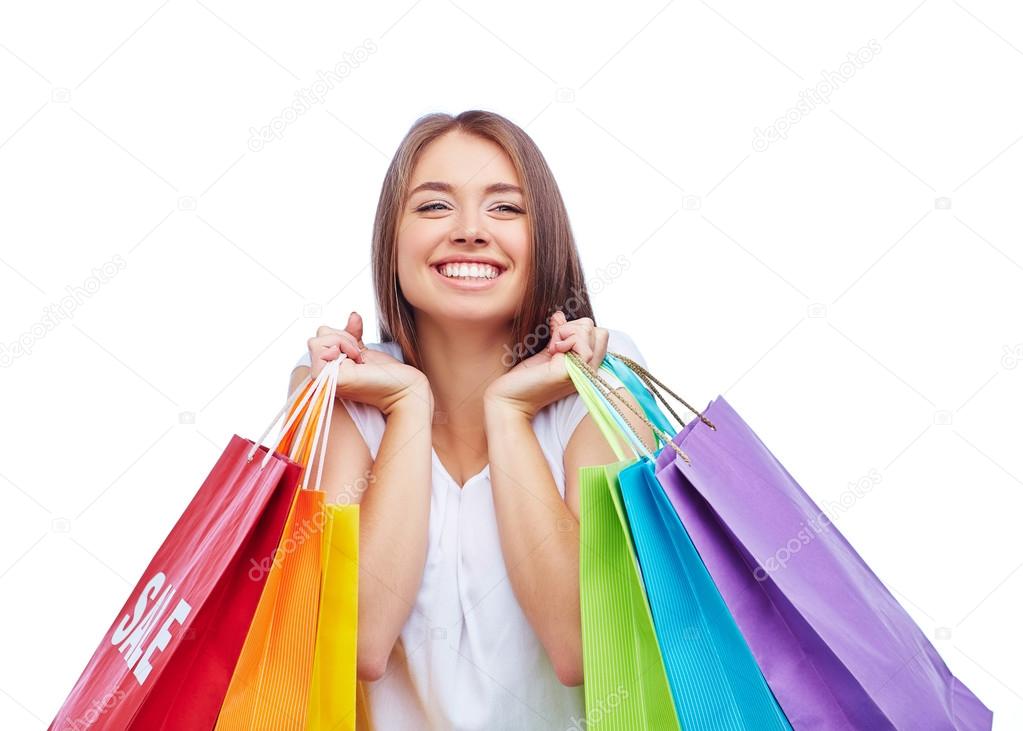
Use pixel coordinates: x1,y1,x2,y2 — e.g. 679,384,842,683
450,223,490,246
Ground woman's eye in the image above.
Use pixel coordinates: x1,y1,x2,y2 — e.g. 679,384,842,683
492,204,524,214
416,202,450,212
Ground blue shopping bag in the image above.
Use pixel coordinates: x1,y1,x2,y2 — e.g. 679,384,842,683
567,353,791,730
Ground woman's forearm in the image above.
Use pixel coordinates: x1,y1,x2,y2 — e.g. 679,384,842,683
356,385,434,680
483,399,584,686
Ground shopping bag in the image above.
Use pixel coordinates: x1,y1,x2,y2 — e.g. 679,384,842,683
48,441,302,730
568,354,790,730
297,362,361,731
216,355,350,731
608,353,994,730
215,489,324,730
50,353,354,731
568,356,682,731
308,504,360,731
279,359,368,731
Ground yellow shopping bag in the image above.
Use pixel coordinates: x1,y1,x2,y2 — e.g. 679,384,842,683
308,503,360,731
217,357,365,730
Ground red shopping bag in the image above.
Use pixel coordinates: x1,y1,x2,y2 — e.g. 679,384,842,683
49,436,302,730
49,362,341,730
215,374,332,730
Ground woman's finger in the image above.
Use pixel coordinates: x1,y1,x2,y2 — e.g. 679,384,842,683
316,331,360,354
316,324,346,337
590,327,609,370
547,310,568,353
552,327,599,369
346,312,366,361
553,323,591,357
310,332,362,363
334,332,363,361
315,319,365,363
557,318,594,339
573,338,594,366
549,331,575,352
346,311,365,347
552,334,587,362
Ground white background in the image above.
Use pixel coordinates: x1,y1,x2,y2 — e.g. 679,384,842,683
1,1,1021,728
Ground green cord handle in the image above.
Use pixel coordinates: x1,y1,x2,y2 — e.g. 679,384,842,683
567,352,692,464
565,354,638,462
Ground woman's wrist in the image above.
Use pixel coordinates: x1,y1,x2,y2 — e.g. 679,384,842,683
380,376,433,418
483,389,537,423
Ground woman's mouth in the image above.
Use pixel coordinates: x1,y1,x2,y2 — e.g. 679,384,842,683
431,261,506,290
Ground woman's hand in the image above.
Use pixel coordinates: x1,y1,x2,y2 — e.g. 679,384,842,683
307,311,431,416
307,311,369,377
483,311,609,420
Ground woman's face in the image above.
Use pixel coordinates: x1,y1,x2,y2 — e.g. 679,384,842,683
396,130,530,329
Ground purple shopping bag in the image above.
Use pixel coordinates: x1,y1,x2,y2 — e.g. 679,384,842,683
652,396,992,730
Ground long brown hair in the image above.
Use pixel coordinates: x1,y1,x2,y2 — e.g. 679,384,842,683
372,110,594,369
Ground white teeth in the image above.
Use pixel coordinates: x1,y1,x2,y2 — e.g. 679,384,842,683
437,262,501,280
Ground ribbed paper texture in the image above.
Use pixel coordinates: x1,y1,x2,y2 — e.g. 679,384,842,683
308,504,360,731
579,462,680,731
619,460,791,729
216,488,324,730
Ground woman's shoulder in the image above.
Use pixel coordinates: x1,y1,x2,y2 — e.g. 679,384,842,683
604,327,646,367
368,340,404,361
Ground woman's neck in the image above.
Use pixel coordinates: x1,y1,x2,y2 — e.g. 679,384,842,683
413,314,515,457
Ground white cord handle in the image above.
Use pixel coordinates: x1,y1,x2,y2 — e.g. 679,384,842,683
279,357,342,473
247,375,313,462
247,355,347,472
251,360,334,468
311,363,339,492
299,356,341,491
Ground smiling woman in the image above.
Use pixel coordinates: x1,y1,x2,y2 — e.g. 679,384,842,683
291,110,654,731
371,113,594,372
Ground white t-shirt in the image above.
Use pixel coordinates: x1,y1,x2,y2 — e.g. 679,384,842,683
292,328,647,731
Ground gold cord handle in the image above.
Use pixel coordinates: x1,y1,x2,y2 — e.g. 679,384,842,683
609,352,716,432
566,352,691,464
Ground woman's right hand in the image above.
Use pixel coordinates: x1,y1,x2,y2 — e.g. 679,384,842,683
307,311,431,416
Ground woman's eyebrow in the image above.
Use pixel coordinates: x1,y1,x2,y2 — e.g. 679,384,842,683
408,181,523,196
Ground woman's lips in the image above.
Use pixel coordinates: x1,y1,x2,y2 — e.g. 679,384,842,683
430,263,505,290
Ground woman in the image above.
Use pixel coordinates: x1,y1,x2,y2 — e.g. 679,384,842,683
291,110,655,730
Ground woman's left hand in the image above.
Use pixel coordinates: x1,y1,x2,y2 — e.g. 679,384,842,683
484,310,609,420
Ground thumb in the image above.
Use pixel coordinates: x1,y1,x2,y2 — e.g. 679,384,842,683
547,310,567,353
347,311,365,347
346,311,366,363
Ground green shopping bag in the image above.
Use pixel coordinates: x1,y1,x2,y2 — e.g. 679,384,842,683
580,353,792,728
571,357,682,731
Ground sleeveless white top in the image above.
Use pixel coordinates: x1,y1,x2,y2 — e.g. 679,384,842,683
293,328,647,731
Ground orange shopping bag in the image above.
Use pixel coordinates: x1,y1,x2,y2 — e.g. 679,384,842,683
216,356,353,730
